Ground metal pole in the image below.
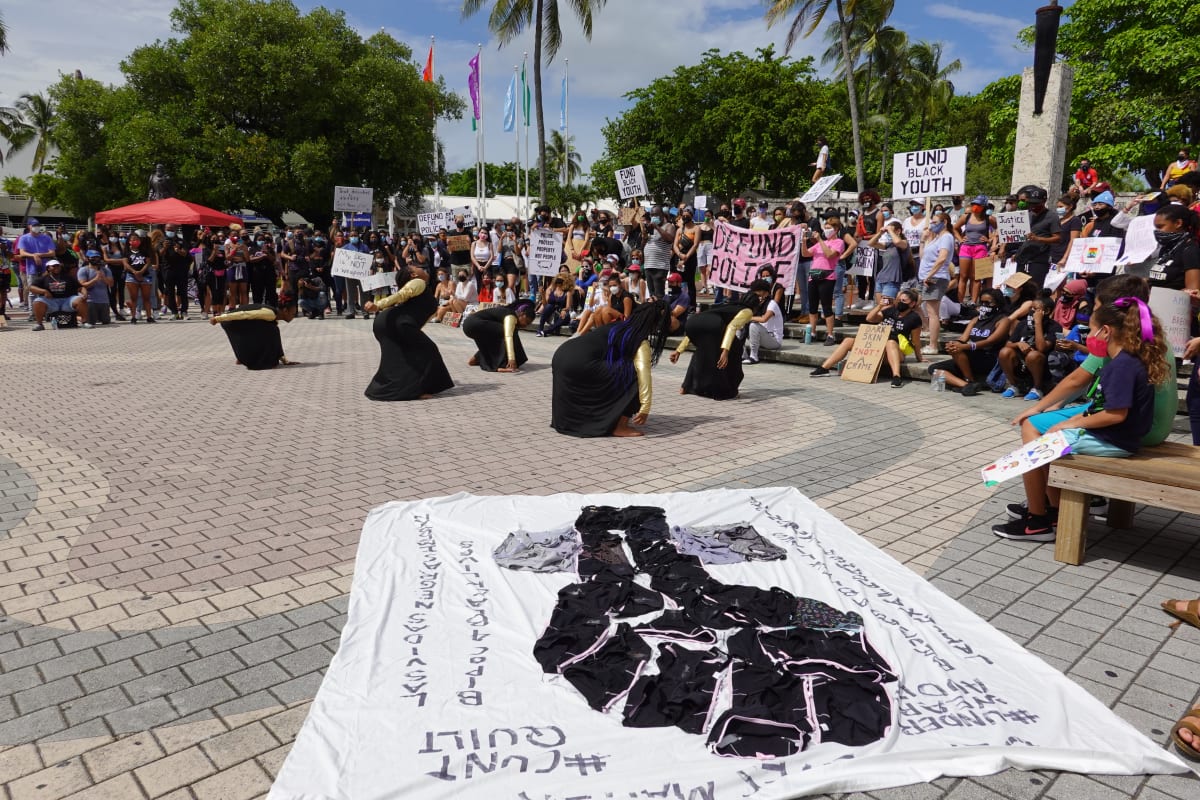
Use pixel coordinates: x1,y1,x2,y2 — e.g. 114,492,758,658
477,44,486,225
432,36,440,210
562,59,569,186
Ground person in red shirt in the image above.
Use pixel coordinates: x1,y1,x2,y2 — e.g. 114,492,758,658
1073,159,1100,197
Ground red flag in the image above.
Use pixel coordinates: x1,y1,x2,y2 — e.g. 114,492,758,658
422,46,433,82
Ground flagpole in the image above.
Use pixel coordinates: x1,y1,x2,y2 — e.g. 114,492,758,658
523,51,530,221
431,36,440,210
477,44,486,225
512,64,520,222
562,59,570,186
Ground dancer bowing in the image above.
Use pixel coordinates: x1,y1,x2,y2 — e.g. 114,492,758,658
669,280,769,399
551,300,670,438
209,291,299,370
362,264,454,401
462,300,535,373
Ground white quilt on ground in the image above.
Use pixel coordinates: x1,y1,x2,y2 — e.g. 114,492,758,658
269,488,1188,800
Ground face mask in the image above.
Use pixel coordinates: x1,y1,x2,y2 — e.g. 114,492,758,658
667,286,680,296
1080,164,1090,171
438,274,447,282
119,237,127,244
375,258,385,265
256,239,265,245
286,232,293,239
879,232,893,246
1056,207,1068,217
631,258,641,265
1086,334,1109,358
683,214,693,222
761,276,773,284
1093,206,1112,218
882,211,891,219
1179,156,1189,163
349,237,360,245
33,226,44,234
1002,286,1015,298
539,214,549,221
896,301,912,313
89,259,103,267
822,227,836,238
931,222,946,233
976,304,994,317
609,285,620,294
230,236,239,243
650,216,661,225
166,231,176,239
1154,229,1188,247
1017,201,1029,210
971,205,983,215
457,274,467,282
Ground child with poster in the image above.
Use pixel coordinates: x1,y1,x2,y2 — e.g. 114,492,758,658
993,297,1170,542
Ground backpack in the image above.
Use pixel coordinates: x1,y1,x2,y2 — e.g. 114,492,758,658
984,361,1008,393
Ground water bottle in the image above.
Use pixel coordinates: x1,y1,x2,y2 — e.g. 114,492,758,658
933,370,946,392
51,318,59,330
804,326,813,345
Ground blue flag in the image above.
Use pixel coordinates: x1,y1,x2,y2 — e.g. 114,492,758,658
503,72,517,132
559,76,567,131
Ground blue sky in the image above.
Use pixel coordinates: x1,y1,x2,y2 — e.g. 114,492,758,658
0,0,1064,182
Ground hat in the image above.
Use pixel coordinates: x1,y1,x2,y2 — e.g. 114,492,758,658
971,195,988,206
605,254,620,264
85,249,102,258
26,217,39,226
909,197,925,205
733,198,747,209
45,259,60,267
1004,272,1031,290
1063,279,1089,297
1091,191,1115,207
666,272,683,284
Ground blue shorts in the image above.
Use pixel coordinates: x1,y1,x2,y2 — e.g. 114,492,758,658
878,281,901,298
1028,405,1090,434
1028,405,1133,458
34,296,79,313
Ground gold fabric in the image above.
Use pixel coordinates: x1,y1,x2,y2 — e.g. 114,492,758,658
720,308,753,351
503,313,518,363
634,340,653,417
213,307,276,323
674,336,692,355
375,279,426,310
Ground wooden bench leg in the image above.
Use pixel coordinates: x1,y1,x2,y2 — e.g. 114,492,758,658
1105,498,1135,529
1055,490,1089,565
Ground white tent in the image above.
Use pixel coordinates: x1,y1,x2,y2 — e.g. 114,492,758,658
390,194,622,230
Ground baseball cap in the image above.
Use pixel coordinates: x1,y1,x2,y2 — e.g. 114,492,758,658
733,198,747,209
85,249,102,258
667,272,683,284
627,264,641,272
27,217,40,226
971,195,988,206
45,259,60,267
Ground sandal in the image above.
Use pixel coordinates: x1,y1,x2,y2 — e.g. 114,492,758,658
1160,599,1200,631
1172,706,1200,761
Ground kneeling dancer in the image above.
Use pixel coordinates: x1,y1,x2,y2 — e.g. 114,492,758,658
463,300,535,373
209,292,299,369
363,265,454,401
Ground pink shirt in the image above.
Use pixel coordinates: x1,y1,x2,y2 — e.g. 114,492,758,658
810,237,846,275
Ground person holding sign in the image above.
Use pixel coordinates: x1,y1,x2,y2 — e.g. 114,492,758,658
669,284,767,400
992,298,1169,542
462,301,535,373
209,291,299,370
1005,186,1061,289
953,195,998,308
362,264,453,401
926,287,1011,397
802,217,849,346
550,300,671,438
809,289,925,387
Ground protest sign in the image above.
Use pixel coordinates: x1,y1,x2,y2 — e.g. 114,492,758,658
446,235,471,254
417,212,445,235
615,165,648,199
618,207,639,226
1121,214,1158,266
992,258,1017,286
891,147,967,199
798,173,843,204
849,245,877,277
1149,286,1193,358
1064,236,1122,274
1044,264,1069,291
708,221,799,295
333,186,373,213
527,229,563,277
362,272,398,293
330,248,373,281
995,211,1030,245
982,431,1073,486
972,255,994,279
693,195,707,210
841,324,890,384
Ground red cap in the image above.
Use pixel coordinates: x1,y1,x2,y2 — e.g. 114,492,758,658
667,272,683,284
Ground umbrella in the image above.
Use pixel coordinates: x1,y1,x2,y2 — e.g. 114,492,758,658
94,198,243,227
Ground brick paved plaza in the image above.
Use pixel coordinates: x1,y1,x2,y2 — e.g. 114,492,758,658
1,315,1198,799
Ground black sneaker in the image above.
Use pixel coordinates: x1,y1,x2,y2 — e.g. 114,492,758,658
891,376,904,388
809,366,831,377
1006,502,1059,525
823,336,838,346
741,356,758,365
1090,497,1108,521
961,382,980,397
992,513,1055,542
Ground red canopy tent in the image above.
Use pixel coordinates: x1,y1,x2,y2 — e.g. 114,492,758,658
94,198,243,227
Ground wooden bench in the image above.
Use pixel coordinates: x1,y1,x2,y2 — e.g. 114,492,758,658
1049,441,1200,565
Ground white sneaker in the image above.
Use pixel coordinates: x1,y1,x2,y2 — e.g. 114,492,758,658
921,345,939,355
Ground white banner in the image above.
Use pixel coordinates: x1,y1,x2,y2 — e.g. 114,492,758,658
1149,286,1193,358
693,195,707,211
995,211,1030,245
527,229,564,277
615,165,648,200
798,173,843,204
709,221,799,295
269,488,1186,800
362,271,399,292
334,185,374,213
1064,236,1123,274
892,147,967,199
330,248,373,281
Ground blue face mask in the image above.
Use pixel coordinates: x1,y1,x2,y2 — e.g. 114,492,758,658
881,211,891,219
931,222,946,233
350,237,359,245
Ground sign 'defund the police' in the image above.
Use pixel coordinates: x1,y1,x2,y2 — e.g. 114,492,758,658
891,147,968,199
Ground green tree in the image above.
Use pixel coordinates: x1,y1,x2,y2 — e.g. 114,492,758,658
444,161,541,196
765,0,868,194
2,176,29,195
545,130,582,184
462,0,606,206
0,105,30,167
45,0,462,223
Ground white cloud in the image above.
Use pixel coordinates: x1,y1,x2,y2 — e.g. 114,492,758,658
928,3,1029,64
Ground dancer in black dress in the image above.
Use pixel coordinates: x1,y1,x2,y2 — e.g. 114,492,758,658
362,265,454,401
209,291,299,370
462,300,535,373
551,300,670,438
669,280,769,399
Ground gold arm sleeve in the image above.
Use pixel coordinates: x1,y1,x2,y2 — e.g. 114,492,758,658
503,313,518,363
634,340,653,417
213,308,277,324
375,279,427,310
720,308,754,351
674,335,692,354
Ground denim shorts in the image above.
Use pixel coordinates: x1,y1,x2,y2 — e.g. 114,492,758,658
34,296,79,313
878,281,901,298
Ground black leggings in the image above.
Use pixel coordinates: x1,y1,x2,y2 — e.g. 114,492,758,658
680,255,698,310
646,269,667,300
110,269,126,313
808,277,834,317
250,267,276,305
164,267,188,314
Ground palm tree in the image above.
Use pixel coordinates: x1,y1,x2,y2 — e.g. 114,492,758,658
908,41,961,149
820,0,897,122
766,0,869,194
0,105,31,168
6,92,57,219
545,130,582,184
0,10,9,56
462,0,606,205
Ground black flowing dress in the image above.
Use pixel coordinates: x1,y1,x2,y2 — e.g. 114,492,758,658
681,304,748,400
462,306,528,371
552,323,641,438
364,279,454,401
219,304,285,370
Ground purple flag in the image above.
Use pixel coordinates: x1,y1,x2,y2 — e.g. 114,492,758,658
467,53,481,123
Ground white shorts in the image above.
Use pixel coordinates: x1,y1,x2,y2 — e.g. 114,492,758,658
698,241,713,267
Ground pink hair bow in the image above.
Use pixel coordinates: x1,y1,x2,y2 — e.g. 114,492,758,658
1113,297,1154,342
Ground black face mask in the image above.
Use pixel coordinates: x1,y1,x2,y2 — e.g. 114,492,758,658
1154,229,1188,248
896,301,912,313
1094,207,1113,218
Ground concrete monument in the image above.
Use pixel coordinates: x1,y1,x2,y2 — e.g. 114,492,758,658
1010,3,1073,196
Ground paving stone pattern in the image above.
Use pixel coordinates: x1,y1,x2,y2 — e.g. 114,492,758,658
0,314,1196,799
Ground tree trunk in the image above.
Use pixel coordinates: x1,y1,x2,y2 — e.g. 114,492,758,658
535,0,547,206
916,108,927,151
837,1,866,195
879,125,889,186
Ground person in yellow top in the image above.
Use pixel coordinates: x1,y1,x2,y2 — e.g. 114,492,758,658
209,292,298,369
669,281,768,399
1161,148,1197,189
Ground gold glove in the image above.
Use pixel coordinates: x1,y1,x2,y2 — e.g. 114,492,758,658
375,279,427,310
674,336,692,355
720,308,753,351
634,340,653,417
213,307,277,323
503,312,518,363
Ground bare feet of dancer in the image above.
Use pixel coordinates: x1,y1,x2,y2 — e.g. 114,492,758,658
468,355,479,366
612,414,645,437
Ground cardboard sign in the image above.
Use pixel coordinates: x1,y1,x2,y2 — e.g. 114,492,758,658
992,258,1017,287
693,195,708,211
972,255,994,278
446,235,471,254
618,207,639,226
891,147,967,199
1149,286,1193,358
995,211,1030,245
1064,236,1122,274
615,165,648,199
849,246,877,277
981,431,1073,487
841,323,891,384
798,173,843,204
708,221,799,296
527,229,564,277
334,185,374,213
330,248,373,281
